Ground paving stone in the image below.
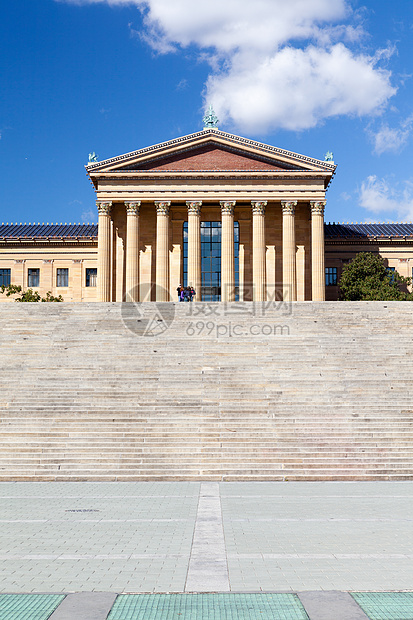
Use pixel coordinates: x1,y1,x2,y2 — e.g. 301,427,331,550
107,593,309,620
185,482,230,592
0,594,65,620
352,592,413,620
49,592,117,620
298,591,370,620
0,482,412,595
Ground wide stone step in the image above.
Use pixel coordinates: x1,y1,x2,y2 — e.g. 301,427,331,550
2,301,413,480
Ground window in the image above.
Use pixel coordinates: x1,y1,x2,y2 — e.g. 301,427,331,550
86,268,97,287
386,266,396,282
325,267,338,286
56,268,69,287
28,268,40,287
0,269,11,287
183,221,239,301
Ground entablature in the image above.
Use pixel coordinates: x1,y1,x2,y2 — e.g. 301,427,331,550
325,237,413,246
0,238,97,247
90,170,333,186
94,176,328,196
94,192,328,204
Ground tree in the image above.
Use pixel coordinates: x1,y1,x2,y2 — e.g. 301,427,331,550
339,252,412,301
0,284,63,302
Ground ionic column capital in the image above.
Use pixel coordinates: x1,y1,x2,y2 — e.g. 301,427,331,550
251,201,267,215
310,201,326,216
281,201,297,215
155,201,171,215
220,201,236,215
186,201,202,216
96,201,112,215
125,201,141,215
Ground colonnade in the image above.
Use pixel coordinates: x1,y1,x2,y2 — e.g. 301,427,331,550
96,199,326,303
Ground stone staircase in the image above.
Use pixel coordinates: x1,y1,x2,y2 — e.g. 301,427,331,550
1,301,413,481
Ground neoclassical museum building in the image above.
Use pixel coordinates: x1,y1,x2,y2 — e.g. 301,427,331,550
1,122,413,303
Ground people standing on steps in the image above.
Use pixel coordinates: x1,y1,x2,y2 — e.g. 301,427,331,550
178,286,196,302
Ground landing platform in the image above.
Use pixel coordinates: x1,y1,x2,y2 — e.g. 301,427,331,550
1,482,412,618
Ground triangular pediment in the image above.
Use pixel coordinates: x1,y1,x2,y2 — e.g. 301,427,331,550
117,143,297,172
86,129,336,175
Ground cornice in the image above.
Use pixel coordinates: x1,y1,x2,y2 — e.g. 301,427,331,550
325,237,413,246
91,171,332,182
86,128,336,173
0,238,97,247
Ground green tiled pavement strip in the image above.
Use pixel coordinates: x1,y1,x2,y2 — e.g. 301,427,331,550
352,593,413,620
107,594,309,620
0,594,65,620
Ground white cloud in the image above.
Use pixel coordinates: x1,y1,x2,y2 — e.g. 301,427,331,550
135,0,351,53
359,175,413,220
176,78,188,91
58,0,397,133
207,44,395,132
81,209,97,223
370,115,413,155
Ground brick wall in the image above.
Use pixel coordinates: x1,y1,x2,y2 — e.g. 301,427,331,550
137,146,287,172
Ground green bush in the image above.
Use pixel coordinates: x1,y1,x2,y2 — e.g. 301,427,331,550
0,284,63,302
339,252,412,301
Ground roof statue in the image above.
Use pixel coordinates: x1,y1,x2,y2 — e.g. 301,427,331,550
88,152,98,163
324,151,334,162
202,104,219,129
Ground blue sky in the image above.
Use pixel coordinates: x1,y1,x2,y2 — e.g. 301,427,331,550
1,0,413,225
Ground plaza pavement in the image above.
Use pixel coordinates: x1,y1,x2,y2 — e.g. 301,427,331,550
0,481,412,619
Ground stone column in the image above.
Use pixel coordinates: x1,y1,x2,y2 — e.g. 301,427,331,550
251,201,267,301
311,201,326,301
155,201,171,301
296,246,305,301
125,201,141,302
97,201,112,302
220,201,236,302
282,201,297,302
186,201,202,298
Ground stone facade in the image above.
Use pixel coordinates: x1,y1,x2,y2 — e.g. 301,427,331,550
86,128,334,302
1,131,413,302
2,224,413,302
0,225,98,302
324,230,413,300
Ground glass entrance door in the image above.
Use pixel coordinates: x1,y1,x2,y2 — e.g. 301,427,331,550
183,221,239,301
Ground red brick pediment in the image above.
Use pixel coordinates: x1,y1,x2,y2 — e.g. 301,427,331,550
119,144,299,172
86,129,336,179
